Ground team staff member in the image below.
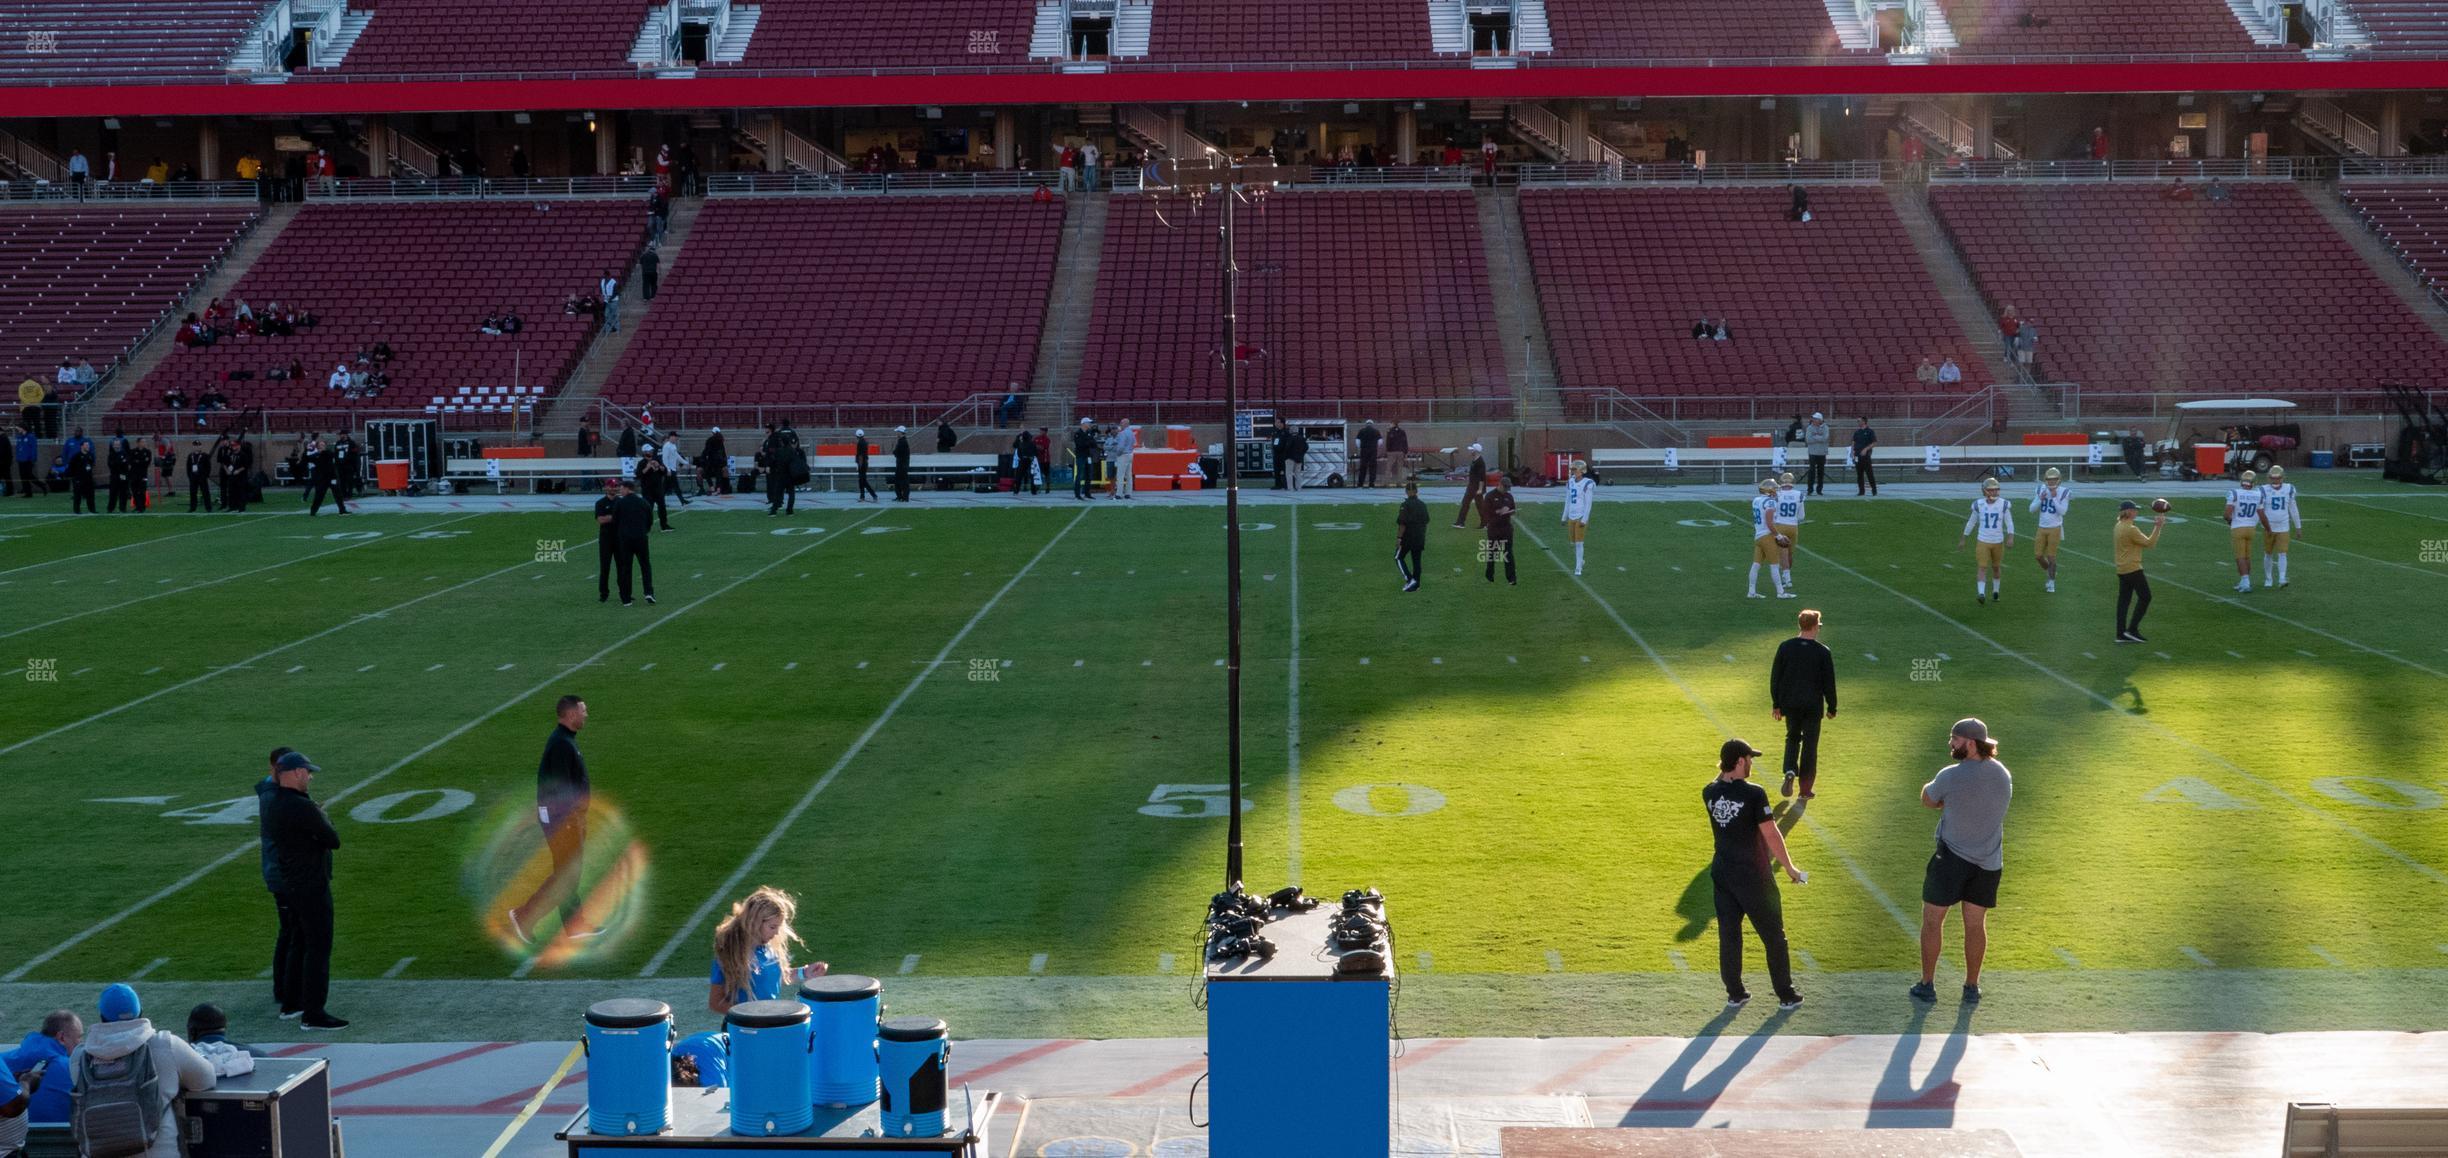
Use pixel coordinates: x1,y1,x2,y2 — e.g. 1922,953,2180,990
262,752,347,1029
1395,482,1428,592
1767,609,1837,799
1355,420,1380,488
2113,499,2166,643
594,478,619,602
1070,421,1100,500
2028,468,2070,593
1480,474,1517,585
1111,420,1138,498
610,480,655,605
509,696,599,944
852,430,877,502
1912,718,2013,1006
1704,738,1806,1011
2224,469,2266,593
1452,443,1486,528
219,432,254,512
184,442,213,511
761,421,800,515
1850,417,1878,496
891,425,913,502
2261,465,2300,588
65,438,96,514
253,746,300,1017
1560,460,1596,576
637,450,674,531
708,886,826,1014
1958,477,2013,604
306,439,348,516
1802,412,1831,496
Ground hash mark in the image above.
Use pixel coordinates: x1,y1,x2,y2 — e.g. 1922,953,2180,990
1158,953,1176,974
2309,944,2346,967
856,661,868,669
899,954,920,976
2226,650,2245,659
1665,950,1689,972
1507,656,1517,664
1213,658,1224,666
2181,946,2216,967
286,665,304,674
426,663,445,671
383,956,415,979
1415,952,1433,973
640,662,656,671
358,664,375,673
2295,649,2317,658
1794,948,1820,972
1359,657,1370,665
1431,657,1442,665
1027,953,1048,975
1863,653,1878,662
2154,651,2173,660
1074,660,1084,667
711,662,725,671
143,666,163,675
2052,947,2083,969
129,957,168,981
497,663,515,671
1544,949,1563,972
1141,660,1152,667
784,662,798,670
1580,656,1590,663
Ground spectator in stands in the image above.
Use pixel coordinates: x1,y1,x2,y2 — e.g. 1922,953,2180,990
648,187,670,244
577,419,599,458
236,152,263,199
1033,183,1054,204
640,246,661,301
2014,321,2038,368
1481,137,1500,183
480,313,503,335
370,337,393,365
72,360,95,388
54,359,75,387
66,149,88,197
2161,177,2194,202
1915,356,1940,386
1714,319,1732,341
1441,141,1464,169
998,387,1023,428
2204,177,2231,203
510,146,531,180
1058,143,1078,192
502,309,522,335
70,983,217,1156
4,1010,81,1125
2090,127,2109,162
171,317,203,349
1901,135,1925,183
1938,358,1963,385
198,387,228,414
144,156,169,185
327,362,350,392
1082,141,1102,192
937,420,957,454
1691,316,1713,340
1787,185,1811,222
600,271,622,333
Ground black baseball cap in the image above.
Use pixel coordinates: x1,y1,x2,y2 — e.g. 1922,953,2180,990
2118,500,2140,512
275,751,319,773
1719,738,1764,770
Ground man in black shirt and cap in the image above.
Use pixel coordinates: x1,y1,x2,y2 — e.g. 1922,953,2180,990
1356,420,1381,488
1394,482,1428,591
610,479,654,605
262,751,347,1029
508,695,598,945
852,430,877,503
593,477,619,602
761,421,800,515
1703,738,1806,1011
185,442,214,511
891,425,912,502
1070,421,1100,501
1768,608,1838,800
1454,442,1486,529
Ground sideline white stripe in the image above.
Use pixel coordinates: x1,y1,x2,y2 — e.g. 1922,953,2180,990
0,515,254,577
641,508,1091,977
2291,538,2448,580
1518,523,1919,939
0,557,534,762
5,513,883,982
0,514,480,641
2325,495,2448,524
1286,505,1303,887
1902,498,2447,680
1741,502,2448,890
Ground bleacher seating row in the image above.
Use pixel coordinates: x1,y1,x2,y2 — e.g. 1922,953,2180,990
1929,183,2448,393
121,200,642,415
2339,0,2448,50
599,197,1063,409
1521,186,1990,397
2341,183,2448,301
0,0,2341,84
1077,190,1505,410
0,204,257,393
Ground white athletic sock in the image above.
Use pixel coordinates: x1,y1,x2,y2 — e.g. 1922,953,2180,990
1976,579,1986,596
1748,563,1760,594
2278,556,2288,583
1573,542,1584,570
1772,565,1787,592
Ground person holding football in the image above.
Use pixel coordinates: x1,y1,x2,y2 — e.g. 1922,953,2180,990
2114,499,2169,643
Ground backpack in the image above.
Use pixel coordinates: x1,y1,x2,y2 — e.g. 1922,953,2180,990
72,1043,165,1158
788,447,810,485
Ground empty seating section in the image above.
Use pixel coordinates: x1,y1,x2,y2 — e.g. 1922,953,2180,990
1544,0,1844,60
0,205,257,394
2348,0,2448,49
1934,0,2263,54
1519,187,1987,398
0,1,265,84
1146,0,1431,63
1077,191,1502,410
126,200,641,414
1929,184,2448,392
2341,183,2448,300
727,0,1037,70
601,198,1060,410
323,0,650,75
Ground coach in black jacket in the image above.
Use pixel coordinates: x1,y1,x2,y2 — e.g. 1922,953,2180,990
263,751,347,1029
1767,608,1838,800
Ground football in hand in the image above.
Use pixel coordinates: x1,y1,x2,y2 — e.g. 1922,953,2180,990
1775,535,1792,548
2150,498,2172,513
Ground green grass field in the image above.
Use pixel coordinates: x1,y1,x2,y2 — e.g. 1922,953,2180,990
3,475,2446,1042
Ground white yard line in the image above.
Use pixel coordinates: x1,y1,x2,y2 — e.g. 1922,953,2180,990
2323,495,2448,524
640,508,1090,977
1742,502,2448,891
2291,538,2448,579
0,514,483,642
1519,523,1919,939
1286,505,1304,887
0,516,253,578
6,513,885,983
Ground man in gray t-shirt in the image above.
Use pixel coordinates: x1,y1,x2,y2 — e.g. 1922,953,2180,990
1912,717,2013,1006
1801,413,1831,496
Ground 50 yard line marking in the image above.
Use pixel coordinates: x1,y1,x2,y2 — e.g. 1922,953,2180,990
641,507,1092,978
1518,522,1918,938
0,514,482,642
1757,502,2448,891
5,512,886,983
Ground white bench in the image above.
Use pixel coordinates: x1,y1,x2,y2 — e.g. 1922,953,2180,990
1585,442,2120,484
443,453,1010,493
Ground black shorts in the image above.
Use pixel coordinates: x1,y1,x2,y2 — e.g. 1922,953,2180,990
1921,841,2002,909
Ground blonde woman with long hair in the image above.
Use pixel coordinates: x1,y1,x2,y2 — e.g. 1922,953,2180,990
707,886,826,1015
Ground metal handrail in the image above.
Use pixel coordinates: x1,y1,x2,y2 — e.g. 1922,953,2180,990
305,176,662,200
2338,158,2448,180
0,180,261,201
707,170,1064,196
1924,157,2326,182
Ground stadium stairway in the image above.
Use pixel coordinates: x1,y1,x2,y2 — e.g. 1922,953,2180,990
1477,187,1563,420
2308,183,2448,349
1884,182,2047,405
542,196,706,440
1024,191,1108,434
73,202,301,420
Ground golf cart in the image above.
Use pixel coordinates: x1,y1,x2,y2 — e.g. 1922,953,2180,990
2166,398,2300,480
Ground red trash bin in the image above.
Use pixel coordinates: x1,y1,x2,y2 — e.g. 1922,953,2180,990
2192,444,2226,476
375,459,412,492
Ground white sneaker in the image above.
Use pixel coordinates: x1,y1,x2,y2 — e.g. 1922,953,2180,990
2235,579,2251,593
1747,592,1766,599
1776,591,1797,599
2045,580,2055,593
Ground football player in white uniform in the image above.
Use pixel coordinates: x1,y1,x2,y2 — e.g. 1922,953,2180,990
1774,471,1805,586
2027,467,2071,593
1748,478,1792,599
2260,465,2301,588
1561,459,1597,576
1958,477,2015,604
2223,469,2266,593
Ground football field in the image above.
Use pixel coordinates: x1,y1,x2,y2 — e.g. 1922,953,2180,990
3,476,2446,1043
